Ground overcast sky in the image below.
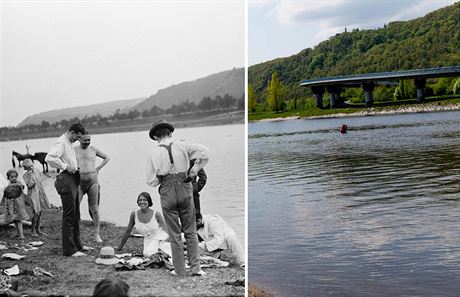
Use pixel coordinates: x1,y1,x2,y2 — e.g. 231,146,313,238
249,0,458,66
0,0,244,127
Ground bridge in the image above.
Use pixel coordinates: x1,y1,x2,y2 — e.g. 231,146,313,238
300,66,460,108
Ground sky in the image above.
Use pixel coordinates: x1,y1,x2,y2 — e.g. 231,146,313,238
0,0,245,127
249,0,458,66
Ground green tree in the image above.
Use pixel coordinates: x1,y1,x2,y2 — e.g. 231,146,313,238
267,72,286,112
248,84,256,114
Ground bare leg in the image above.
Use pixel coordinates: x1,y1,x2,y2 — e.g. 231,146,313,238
15,221,24,239
31,213,39,237
87,184,102,242
36,212,47,236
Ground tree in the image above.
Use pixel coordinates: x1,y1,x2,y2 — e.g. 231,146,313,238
248,84,256,114
267,72,286,112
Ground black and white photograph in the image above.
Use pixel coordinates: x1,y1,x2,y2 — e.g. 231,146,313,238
0,1,245,296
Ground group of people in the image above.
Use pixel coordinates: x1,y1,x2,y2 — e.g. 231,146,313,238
0,158,50,238
1,121,243,279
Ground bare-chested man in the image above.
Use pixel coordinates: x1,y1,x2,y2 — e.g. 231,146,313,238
75,132,110,243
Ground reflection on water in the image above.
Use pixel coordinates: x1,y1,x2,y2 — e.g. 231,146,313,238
249,111,460,297
0,124,245,244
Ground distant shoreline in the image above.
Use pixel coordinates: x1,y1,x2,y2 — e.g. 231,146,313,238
0,111,244,142
251,102,460,123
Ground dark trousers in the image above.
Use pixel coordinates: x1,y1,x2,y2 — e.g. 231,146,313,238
193,191,201,218
54,172,82,256
159,173,200,276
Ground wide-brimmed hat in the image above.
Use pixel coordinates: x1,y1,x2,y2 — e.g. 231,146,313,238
149,120,174,140
23,158,33,168
95,247,119,265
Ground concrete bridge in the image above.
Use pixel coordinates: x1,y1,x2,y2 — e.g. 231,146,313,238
300,66,460,108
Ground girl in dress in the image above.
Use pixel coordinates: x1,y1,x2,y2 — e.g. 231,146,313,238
4,169,28,239
117,192,169,257
22,159,50,236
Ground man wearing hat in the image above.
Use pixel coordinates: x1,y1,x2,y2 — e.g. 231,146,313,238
146,120,209,277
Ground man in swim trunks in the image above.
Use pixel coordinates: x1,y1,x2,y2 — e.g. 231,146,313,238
75,132,110,243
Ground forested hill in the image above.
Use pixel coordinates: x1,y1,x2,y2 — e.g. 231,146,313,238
248,1,460,101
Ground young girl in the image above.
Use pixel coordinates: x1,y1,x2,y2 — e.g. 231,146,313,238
4,169,29,239
23,159,50,237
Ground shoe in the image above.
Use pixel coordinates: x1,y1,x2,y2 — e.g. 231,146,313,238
71,251,87,257
170,270,177,276
192,270,206,276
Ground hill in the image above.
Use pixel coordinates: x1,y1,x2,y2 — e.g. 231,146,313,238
18,98,145,127
131,67,244,112
17,67,244,127
248,2,460,101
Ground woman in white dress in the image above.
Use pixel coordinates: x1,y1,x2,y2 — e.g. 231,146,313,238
117,192,169,257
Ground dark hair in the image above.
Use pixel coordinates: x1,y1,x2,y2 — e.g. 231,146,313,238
6,169,18,179
137,192,153,207
153,127,172,139
93,279,129,297
68,123,86,134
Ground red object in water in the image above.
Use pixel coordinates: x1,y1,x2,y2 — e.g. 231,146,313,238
340,124,348,134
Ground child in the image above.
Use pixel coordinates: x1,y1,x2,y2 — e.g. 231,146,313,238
22,159,50,237
4,169,28,239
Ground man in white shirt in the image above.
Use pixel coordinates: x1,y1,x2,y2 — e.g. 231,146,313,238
197,214,245,267
146,120,209,277
45,123,88,257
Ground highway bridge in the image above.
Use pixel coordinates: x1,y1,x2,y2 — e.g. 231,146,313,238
300,66,460,108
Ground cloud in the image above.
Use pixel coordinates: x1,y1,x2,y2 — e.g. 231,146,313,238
271,0,457,41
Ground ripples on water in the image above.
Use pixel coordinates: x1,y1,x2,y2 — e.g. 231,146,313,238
249,111,460,297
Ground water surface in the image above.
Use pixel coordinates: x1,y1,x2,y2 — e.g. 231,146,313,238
1,124,245,244
249,111,460,297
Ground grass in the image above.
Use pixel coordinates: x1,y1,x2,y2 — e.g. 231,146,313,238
0,209,245,296
248,96,460,122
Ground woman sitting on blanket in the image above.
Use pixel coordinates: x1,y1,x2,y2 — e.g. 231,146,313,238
117,192,170,257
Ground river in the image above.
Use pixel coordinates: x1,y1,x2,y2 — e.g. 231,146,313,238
249,111,460,297
1,124,245,244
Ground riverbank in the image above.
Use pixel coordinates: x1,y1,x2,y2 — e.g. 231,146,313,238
1,110,244,142
0,209,245,296
248,284,275,297
250,100,460,123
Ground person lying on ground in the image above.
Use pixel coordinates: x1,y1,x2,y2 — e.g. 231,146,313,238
196,214,245,267
117,192,169,257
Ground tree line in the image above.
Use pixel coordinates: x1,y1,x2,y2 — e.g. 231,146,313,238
0,93,244,138
248,1,460,113
248,73,460,114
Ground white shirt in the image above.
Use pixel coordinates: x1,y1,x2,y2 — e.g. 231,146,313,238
197,214,234,252
146,138,209,187
45,134,78,171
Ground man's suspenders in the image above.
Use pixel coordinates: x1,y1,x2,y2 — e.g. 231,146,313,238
159,142,174,164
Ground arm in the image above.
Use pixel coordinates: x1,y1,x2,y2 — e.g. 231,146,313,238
146,153,160,187
187,143,210,177
45,141,68,171
196,168,207,192
155,211,168,233
95,147,110,174
23,172,36,189
117,211,136,251
199,219,226,252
